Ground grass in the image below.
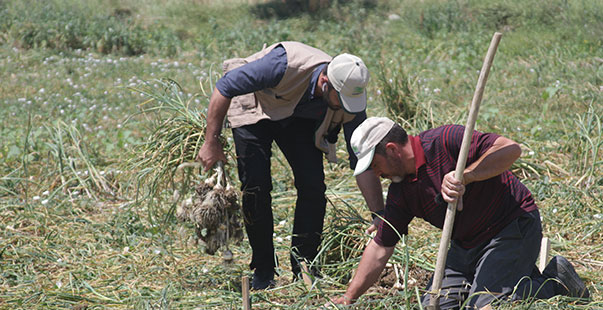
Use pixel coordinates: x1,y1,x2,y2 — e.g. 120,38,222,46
1,0,601,309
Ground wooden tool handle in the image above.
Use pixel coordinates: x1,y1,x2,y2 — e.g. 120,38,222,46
428,32,503,309
242,275,251,310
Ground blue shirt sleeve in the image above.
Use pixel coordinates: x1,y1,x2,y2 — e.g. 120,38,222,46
216,45,288,98
343,111,367,169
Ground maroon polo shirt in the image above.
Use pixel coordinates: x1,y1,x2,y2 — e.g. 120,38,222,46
374,125,537,249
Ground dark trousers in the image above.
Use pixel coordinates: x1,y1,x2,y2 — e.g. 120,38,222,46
422,210,556,309
232,118,326,274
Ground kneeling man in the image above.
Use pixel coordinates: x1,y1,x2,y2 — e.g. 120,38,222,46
331,117,589,309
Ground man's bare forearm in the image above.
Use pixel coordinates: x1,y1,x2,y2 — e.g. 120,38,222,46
343,240,394,301
463,136,521,184
197,88,231,170
355,170,384,213
204,87,232,143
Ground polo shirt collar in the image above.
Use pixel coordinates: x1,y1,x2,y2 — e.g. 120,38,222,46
407,135,426,182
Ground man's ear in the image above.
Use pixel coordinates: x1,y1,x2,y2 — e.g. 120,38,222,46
319,73,329,85
317,73,328,94
385,142,401,157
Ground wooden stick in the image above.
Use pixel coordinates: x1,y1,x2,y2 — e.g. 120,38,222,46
539,237,551,272
300,261,313,289
242,275,251,310
428,32,503,310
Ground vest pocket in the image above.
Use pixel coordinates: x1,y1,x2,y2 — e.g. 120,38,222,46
223,58,258,112
231,93,257,111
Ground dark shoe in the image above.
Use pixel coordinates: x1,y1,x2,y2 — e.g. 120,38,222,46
251,268,275,290
542,256,590,299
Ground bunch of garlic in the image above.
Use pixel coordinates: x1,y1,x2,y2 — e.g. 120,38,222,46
176,161,243,256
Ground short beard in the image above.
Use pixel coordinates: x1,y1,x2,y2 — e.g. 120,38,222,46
385,153,405,183
324,84,341,110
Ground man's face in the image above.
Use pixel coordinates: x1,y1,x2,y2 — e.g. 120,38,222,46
324,83,343,110
370,151,406,183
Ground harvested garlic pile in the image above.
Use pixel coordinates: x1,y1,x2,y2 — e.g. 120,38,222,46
177,161,244,256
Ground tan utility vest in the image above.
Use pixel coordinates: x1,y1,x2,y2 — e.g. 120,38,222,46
222,42,356,163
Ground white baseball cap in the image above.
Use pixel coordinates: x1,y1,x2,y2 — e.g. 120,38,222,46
351,117,395,176
327,53,370,113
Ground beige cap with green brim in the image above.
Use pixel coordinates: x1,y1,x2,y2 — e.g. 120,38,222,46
327,53,370,114
351,117,395,176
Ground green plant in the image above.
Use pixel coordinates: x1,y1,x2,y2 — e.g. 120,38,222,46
0,0,181,55
1,0,601,308
126,79,210,202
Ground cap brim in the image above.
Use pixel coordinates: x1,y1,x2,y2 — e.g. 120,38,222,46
353,147,375,176
339,91,367,114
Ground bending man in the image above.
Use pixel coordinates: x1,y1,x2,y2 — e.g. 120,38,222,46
197,42,383,290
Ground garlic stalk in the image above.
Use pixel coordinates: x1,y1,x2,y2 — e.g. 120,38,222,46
214,161,224,190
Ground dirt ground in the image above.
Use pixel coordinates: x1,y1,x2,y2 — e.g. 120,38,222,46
377,264,431,290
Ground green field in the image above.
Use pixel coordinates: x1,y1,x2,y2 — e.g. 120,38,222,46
1,0,601,309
